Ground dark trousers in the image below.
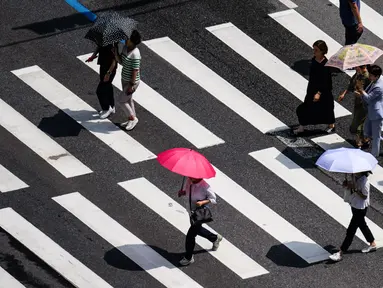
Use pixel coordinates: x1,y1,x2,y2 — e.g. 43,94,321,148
96,66,116,111
340,207,374,252
185,223,217,260
344,24,363,45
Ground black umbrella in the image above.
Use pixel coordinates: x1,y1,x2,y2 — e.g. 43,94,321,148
85,11,138,47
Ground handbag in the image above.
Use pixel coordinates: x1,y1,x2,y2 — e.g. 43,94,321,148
189,184,213,225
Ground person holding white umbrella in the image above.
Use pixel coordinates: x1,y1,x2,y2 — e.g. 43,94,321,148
329,171,377,262
315,147,378,261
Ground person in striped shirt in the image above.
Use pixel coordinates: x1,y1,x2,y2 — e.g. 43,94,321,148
113,30,142,131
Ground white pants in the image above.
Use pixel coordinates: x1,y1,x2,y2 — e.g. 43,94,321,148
119,80,139,119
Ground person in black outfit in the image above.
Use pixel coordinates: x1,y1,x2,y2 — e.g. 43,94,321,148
293,40,336,135
86,43,118,119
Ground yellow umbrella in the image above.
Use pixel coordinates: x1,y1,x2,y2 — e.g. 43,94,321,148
325,43,383,70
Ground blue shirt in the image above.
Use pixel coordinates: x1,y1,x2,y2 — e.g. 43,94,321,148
339,0,360,26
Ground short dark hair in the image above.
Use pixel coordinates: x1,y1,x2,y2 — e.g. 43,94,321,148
368,65,382,77
130,30,142,46
313,40,328,55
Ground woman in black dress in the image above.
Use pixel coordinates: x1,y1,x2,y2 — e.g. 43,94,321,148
293,40,335,135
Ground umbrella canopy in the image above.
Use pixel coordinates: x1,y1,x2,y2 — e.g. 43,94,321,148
85,11,138,47
315,147,377,173
157,148,216,179
325,43,383,70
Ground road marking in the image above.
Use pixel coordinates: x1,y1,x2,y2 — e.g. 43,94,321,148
204,166,330,263
0,207,113,288
0,164,28,193
277,0,298,9
78,54,225,149
12,66,156,164
0,266,26,288
312,133,383,195
206,22,351,119
328,0,383,41
64,0,97,21
0,98,92,178
268,9,354,77
53,192,204,288
249,147,383,245
118,177,268,279
144,37,289,134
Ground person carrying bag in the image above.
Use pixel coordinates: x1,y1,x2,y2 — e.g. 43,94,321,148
178,177,222,266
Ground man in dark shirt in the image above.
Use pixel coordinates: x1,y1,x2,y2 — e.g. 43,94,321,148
86,44,117,119
339,0,363,45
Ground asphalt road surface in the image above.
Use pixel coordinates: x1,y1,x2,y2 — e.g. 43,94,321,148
1,0,383,287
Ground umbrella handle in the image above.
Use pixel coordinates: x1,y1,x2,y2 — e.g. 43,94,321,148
180,176,186,191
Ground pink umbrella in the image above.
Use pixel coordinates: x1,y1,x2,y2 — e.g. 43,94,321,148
157,148,216,179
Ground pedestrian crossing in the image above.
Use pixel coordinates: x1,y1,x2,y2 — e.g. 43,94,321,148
1,0,383,286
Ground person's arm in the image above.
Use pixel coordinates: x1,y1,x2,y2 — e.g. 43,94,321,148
196,185,217,207
103,59,117,82
355,177,369,200
348,0,363,31
129,52,141,86
357,86,382,104
86,46,99,62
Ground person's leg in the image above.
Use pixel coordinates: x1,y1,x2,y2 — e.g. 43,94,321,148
370,119,383,157
345,25,362,45
180,224,200,265
198,226,222,251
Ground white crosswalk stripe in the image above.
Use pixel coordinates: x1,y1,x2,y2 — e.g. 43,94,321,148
0,164,28,193
3,0,383,285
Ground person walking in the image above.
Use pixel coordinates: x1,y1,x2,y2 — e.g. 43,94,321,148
178,177,223,266
294,40,335,135
339,0,363,45
355,65,383,157
338,65,370,148
329,172,377,262
113,30,142,131
86,43,117,119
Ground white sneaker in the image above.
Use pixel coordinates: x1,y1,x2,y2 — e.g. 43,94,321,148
179,256,194,266
329,251,342,262
125,117,138,131
362,245,377,253
212,234,223,251
100,107,115,119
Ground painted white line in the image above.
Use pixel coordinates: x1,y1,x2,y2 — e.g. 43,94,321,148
204,166,330,263
53,192,204,288
12,66,156,164
269,9,354,77
143,37,289,134
249,147,383,245
78,54,225,149
0,207,113,288
0,98,92,178
118,177,268,279
312,133,383,195
278,0,298,9
329,0,383,41
206,22,351,119
0,266,26,288
0,164,28,193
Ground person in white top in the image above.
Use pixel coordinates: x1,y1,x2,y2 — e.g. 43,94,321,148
329,171,377,262
177,177,223,266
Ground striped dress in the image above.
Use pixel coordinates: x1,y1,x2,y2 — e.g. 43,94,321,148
121,47,141,84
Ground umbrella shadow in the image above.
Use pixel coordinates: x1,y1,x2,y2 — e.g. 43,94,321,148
104,245,206,270
38,110,83,137
266,243,339,268
39,108,128,137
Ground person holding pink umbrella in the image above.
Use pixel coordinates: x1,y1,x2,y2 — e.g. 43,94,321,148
157,148,223,266
177,177,222,265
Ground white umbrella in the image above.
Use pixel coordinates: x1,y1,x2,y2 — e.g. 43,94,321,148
315,147,377,173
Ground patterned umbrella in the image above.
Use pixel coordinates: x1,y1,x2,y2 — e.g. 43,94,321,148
325,43,383,70
85,11,138,47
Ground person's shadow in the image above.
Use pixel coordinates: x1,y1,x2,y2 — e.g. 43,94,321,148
104,245,206,270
